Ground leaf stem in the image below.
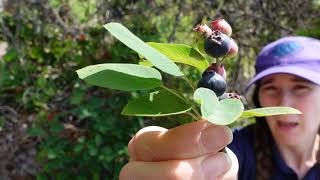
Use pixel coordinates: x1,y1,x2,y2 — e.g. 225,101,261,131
220,56,227,64
160,84,202,120
182,76,195,91
186,112,199,120
160,84,186,102
192,106,202,120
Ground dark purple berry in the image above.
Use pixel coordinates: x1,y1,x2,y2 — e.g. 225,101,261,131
204,31,231,58
198,70,227,96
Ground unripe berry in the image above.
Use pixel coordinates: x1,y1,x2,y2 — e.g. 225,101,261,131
198,70,227,97
219,93,241,100
204,31,231,58
204,63,226,80
211,18,232,37
193,23,212,38
228,38,238,57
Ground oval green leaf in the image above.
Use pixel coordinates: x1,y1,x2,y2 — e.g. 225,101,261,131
147,42,209,72
194,88,219,118
194,87,244,125
76,63,162,91
122,89,191,116
103,23,183,77
207,99,244,125
238,107,302,120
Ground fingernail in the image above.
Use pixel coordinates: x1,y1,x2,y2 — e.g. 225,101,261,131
200,125,232,153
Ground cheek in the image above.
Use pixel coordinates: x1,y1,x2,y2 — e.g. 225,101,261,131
258,93,277,107
303,105,320,122
297,96,320,127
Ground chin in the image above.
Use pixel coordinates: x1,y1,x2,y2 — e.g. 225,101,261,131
271,129,300,146
280,138,300,146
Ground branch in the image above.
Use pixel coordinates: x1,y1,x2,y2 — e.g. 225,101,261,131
168,0,183,42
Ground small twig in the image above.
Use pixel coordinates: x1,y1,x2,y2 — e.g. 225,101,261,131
161,85,201,120
182,76,195,92
168,0,183,42
185,112,199,121
191,106,202,120
220,56,228,64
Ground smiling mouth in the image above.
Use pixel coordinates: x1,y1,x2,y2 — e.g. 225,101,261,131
277,121,299,130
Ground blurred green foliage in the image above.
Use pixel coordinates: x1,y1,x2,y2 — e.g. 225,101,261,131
0,0,319,179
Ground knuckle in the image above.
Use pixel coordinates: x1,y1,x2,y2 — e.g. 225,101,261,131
128,126,167,161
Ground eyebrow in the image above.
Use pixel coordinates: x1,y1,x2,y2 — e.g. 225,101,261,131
260,76,311,85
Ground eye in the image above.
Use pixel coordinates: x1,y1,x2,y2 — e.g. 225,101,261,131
292,84,312,95
259,85,278,96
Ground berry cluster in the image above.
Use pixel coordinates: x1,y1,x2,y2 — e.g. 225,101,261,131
193,18,239,98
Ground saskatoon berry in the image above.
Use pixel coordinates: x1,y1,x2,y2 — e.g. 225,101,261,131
219,93,241,100
204,31,231,58
211,18,232,37
228,38,238,57
193,23,212,38
198,70,227,96
204,63,226,80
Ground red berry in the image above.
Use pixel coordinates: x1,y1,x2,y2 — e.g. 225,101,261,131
228,38,238,57
193,23,212,38
211,18,232,37
77,34,86,41
47,112,58,121
204,63,226,80
48,114,54,121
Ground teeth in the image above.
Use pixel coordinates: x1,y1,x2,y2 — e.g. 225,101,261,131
277,121,298,126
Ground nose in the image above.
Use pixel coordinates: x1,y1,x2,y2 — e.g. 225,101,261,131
279,92,294,107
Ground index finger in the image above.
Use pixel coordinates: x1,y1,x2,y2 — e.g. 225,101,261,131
128,120,233,161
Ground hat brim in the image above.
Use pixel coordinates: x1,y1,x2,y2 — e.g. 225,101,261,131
245,65,320,92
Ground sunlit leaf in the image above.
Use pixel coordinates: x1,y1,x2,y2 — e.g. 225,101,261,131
194,88,244,125
103,23,183,76
239,107,302,120
146,42,209,72
76,63,162,91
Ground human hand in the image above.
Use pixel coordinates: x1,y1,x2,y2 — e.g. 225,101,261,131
119,120,239,180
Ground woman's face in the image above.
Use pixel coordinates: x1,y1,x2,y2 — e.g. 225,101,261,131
258,73,320,146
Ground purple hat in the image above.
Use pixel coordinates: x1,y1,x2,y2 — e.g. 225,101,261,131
246,36,320,91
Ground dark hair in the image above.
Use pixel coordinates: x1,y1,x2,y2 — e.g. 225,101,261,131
252,83,274,180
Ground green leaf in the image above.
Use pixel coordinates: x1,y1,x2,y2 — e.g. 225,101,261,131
3,48,18,62
0,117,5,131
76,63,162,91
27,127,47,137
194,88,244,125
146,42,209,72
49,121,64,133
194,87,218,118
103,22,183,76
122,89,192,116
47,150,57,159
0,61,6,86
239,107,302,120
207,99,244,125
